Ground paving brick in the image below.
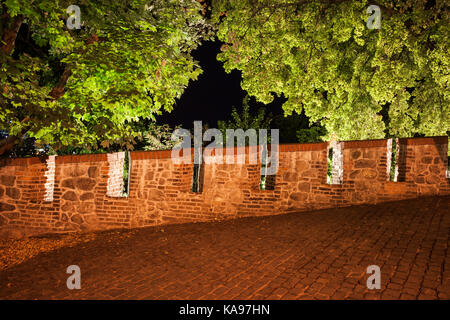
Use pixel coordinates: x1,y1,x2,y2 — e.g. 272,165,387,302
0,196,448,300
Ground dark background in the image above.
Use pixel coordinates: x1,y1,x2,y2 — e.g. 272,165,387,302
156,40,287,130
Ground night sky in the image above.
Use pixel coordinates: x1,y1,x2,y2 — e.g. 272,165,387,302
156,39,286,130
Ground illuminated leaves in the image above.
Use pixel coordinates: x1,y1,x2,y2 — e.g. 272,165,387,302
1,0,213,151
213,0,449,141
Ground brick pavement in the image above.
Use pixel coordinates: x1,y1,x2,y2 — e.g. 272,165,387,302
0,195,449,300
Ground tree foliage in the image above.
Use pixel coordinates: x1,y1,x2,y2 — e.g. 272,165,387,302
218,95,272,130
296,125,327,143
142,122,181,151
272,111,325,143
218,95,272,144
212,0,449,141
0,0,213,155
52,121,181,155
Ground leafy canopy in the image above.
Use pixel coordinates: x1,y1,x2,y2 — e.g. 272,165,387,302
212,0,449,141
1,0,213,151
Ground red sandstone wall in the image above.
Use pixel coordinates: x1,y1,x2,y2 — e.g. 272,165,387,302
0,137,448,238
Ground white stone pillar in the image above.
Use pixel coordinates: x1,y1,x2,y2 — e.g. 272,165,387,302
44,155,56,202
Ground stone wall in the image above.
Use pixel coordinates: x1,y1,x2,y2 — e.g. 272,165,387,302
0,136,448,238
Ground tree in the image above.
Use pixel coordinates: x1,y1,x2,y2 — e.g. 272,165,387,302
296,126,327,143
272,111,325,143
218,94,272,145
0,0,213,156
212,0,449,142
51,120,181,155
141,122,181,151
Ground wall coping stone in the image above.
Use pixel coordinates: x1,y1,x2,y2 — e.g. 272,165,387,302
0,136,447,167
398,136,448,146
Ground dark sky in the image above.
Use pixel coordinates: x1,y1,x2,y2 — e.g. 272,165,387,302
156,40,286,130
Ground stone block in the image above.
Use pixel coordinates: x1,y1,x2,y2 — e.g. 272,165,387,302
88,166,99,178
4,211,19,219
71,214,83,224
6,187,21,199
61,179,76,189
61,202,74,212
0,202,15,212
289,192,308,202
283,172,298,182
0,215,7,226
354,159,376,169
297,182,311,192
80,192,95,201
421,156,433,164
64,165,87,177
351,150,361,159
349,170,360,179
62,191,78,201
361,169,378,179
296,160,310,171
76,177,96,191
0,175,16,186
425,175,440,184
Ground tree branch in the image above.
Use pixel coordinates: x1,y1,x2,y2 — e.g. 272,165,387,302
0,12,24,55
48,34,102,100
48,68,73,100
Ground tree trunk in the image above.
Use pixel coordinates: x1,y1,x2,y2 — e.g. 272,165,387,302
1,13,24,55
0,12,24,156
